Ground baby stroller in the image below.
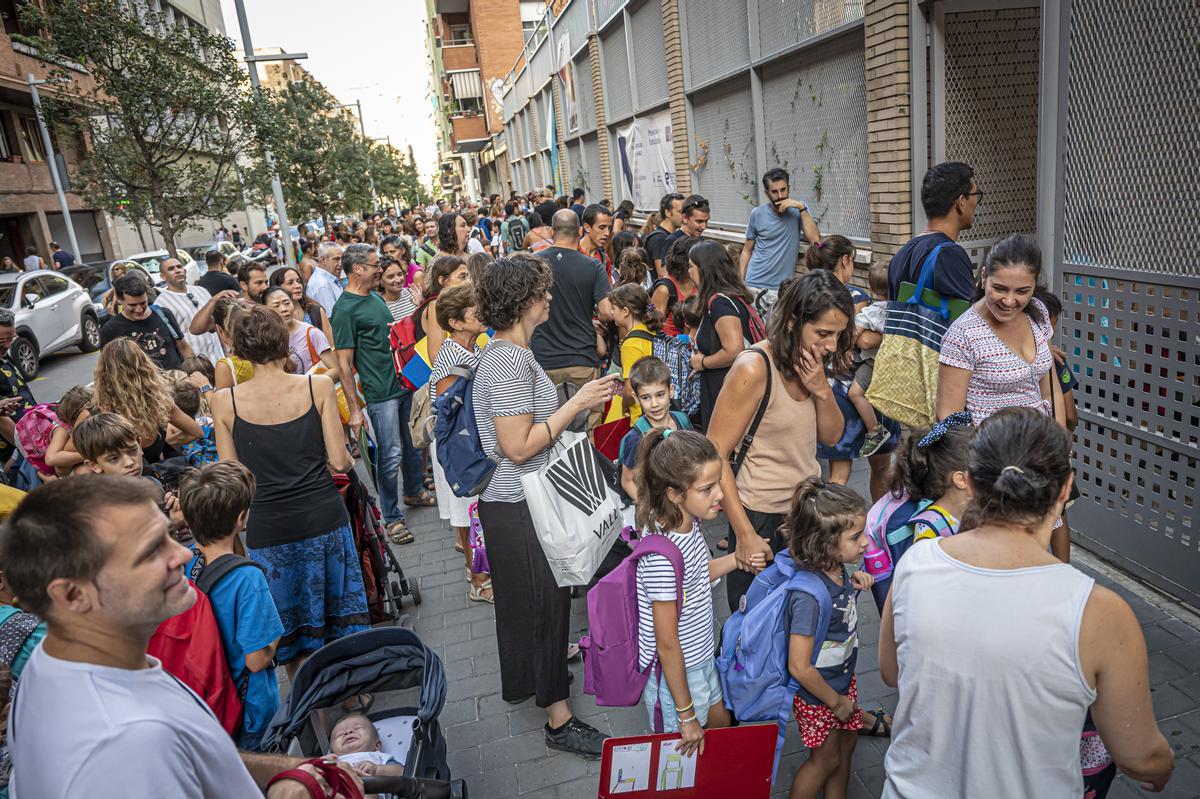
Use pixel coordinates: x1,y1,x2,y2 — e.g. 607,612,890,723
263,627,466,798
336,471,421,624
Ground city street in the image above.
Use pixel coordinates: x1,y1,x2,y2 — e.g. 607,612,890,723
25,349,98,405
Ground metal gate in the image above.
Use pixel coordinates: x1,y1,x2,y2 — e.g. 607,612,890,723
1055,0,1200,608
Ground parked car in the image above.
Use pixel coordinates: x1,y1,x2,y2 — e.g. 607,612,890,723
0,270,101,378
123,249,200,284
183,240,239,264
59,261,113,323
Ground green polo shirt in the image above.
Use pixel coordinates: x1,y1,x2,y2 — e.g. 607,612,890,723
332,290,403,404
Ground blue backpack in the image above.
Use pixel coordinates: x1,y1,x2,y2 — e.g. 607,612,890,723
431,352,504,498
717,549,832,773
624,330,700,415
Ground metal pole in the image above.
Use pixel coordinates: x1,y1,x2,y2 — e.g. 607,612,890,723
27,74,82,263
356,100,378,212
232,0,296,268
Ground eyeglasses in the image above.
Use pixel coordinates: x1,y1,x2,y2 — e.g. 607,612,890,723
965,190,985,203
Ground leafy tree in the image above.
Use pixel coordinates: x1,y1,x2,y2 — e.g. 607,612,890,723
23,0,266,256
256,80,371,227
369,143,428,210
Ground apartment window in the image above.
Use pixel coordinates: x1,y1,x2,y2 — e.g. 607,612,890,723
521,19,538,39
447,23,472,45
0,0,24,36
19,118,45,162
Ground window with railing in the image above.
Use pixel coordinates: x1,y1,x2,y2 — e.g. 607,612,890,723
446,23,473,46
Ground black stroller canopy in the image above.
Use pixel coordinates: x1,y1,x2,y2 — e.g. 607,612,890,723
264,627,446,752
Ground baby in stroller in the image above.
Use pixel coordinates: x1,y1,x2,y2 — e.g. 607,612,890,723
330,713,406,778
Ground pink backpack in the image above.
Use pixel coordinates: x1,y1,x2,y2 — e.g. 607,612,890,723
579,534,683,731
863,490,914,582
15,403,59,475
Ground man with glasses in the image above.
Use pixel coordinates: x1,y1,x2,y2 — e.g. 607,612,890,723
886,161,980,302
740,168,821,318
154,258,226,363
664,194,711,253
100,274,192,369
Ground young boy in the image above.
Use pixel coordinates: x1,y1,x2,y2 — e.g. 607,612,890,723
71,411,144,478
850,261,891,456
171,379,217,466
618,357,692,500
178,461,283,751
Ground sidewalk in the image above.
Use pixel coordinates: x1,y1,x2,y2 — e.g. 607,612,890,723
395,477,1200,798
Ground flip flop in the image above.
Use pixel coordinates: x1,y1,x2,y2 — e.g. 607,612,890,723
716,537,729,551
386,520,414,545
859,706,892,737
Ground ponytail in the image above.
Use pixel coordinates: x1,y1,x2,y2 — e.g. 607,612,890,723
634,429,717,531
609,283,664,335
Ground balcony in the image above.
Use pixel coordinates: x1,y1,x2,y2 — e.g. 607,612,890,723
442,44,478,72
450,113,488,153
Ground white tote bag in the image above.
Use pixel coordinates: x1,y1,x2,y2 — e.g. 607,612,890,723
522,431,624,587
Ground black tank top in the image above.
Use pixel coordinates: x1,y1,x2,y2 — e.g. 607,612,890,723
231,377,348,548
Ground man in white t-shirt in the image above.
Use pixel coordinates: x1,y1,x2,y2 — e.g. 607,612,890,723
1,475,359,798
307,242,344,317
153,258,227,364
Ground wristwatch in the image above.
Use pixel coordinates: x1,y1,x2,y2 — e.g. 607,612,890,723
199,383,213,394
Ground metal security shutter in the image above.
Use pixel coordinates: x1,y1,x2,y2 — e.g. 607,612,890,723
533,94,547,148
601,20,634,122
567,140,584,188
690,76,756,226
583,133,603,202
555,0,591,58
756,0,864,62
944,7,1040,246
575,50,596,131
530,38,554,88
684,0,749,90
759,36,869,239
1053,0,1200,607
595,0,626,29
630,0,669,110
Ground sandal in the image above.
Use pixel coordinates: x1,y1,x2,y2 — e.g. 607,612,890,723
386,520,414,545
716,537,729,551
859,706,893,737
423,473,436,492
404,490,437,508
454,541,465,553
468,579,494,603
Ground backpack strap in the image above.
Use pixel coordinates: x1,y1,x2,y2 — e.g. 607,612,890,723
0,610,41,671
624,328,654,344
195,553,265,596
151,305,184,341
632,534,685,733
908,242,951,319
909,503,958,539
632,415,654,435
669,410,690,429
731,347,772,476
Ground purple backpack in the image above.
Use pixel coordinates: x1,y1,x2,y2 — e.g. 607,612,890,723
580,534,683,730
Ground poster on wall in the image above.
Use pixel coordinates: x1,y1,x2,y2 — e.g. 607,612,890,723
616,110,676,211
557,33,579,134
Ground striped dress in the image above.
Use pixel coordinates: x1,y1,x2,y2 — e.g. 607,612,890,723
635,522,715,670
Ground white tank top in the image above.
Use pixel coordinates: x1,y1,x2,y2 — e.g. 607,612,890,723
882,538,1096,799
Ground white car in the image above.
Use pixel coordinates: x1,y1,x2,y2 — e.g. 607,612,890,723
0,270,101,378
121,248,201,285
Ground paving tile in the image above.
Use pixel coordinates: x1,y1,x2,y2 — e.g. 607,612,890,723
440,696,479,727
445,745,480,777
554,774,603,798
1153,683,1199,720
446,713,513,752
1165,642,1200,672
1143,622,1187,653
467,764,519,798
480,728,551,773
515,753,590,793
1151,651,1195,684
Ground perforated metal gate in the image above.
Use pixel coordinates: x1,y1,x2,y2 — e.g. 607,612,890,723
1057,0,1200,607
933,4,1041,267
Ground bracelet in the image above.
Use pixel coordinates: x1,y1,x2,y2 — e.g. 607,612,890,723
678,714,698,725
699,355,707,369
675,701,694,714
542,421,554,443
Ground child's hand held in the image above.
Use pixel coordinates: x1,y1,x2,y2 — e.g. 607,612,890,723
676,717,705,756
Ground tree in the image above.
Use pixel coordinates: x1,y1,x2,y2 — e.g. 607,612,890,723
369,143,428,210
23,0,266,256
256,80,371,227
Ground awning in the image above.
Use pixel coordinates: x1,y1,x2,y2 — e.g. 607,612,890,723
448,70,483,99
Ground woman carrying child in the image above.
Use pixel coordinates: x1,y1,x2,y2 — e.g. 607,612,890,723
879,408,1175,796
779,477,873,799
633,429,759,752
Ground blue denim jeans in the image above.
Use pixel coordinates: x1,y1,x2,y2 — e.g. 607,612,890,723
365,392,425,524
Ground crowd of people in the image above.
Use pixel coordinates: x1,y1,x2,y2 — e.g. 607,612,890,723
0,161,1178,797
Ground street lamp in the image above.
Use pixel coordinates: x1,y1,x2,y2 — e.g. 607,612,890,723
338,101,378,212
26,74,81,262
231,0,305,269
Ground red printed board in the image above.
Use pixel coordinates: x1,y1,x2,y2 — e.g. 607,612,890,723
597,723,776,798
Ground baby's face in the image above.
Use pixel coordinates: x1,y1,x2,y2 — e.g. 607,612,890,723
330,715,380,756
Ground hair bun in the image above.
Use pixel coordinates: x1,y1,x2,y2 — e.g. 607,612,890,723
992,465,1049,503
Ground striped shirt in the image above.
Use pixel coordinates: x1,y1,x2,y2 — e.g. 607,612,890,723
429,338,478,403
939,298,1053,424
471,340,558,503
635,524,716,671
383,293,416,324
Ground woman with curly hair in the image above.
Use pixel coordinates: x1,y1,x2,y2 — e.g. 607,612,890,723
91,338,202,462
414,255,470,366
210,305,366,679
471,254,619,758
705,269,854,611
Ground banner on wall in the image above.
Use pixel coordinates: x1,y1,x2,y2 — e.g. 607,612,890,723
616,110,676,211
556,33,579,134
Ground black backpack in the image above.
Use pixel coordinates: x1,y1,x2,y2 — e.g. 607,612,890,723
195,553,266,596
504,217,529,252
